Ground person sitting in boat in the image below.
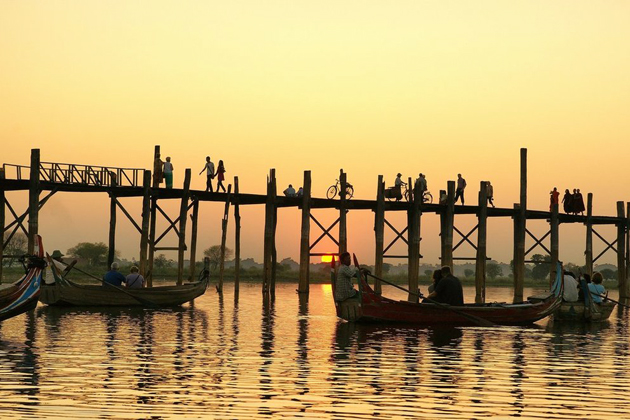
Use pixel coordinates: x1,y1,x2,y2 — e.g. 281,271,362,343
426,266,464,306
427,269,443,294
562,271,579,302
104,262,126,287
588,272,607,304
334,252,366,302
125,266,145,289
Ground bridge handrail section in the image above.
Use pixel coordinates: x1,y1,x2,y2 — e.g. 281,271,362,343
2,162,146,187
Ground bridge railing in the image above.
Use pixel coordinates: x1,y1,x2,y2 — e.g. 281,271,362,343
2,162,145,187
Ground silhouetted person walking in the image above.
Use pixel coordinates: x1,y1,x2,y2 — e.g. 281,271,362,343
163,157,174,189
455,174,466,205
574,189,585,215
199,156,215,192
486,181,495,208
562,189,573,214
216,160,226,192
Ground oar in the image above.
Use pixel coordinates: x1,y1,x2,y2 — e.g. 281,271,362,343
591,292,630,309
353,255,494,327
69,264,161,309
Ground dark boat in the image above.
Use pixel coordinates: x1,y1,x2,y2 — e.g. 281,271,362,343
40,260,209,307
332,262,563,326
0,235,45,321
555,300,616,322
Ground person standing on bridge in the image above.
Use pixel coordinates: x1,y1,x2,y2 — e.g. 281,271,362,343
153,153,164,187
199,156,215,192
550,187,560,211
486,181,495,208
163,157,174,189
216,160,226,192
455,174,466,205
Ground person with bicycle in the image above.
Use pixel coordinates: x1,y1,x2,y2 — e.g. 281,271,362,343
394,173,405,201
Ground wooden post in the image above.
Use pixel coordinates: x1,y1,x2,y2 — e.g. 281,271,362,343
0,168,4,284
107,193,117,268
271,173,278,299
627,202,630,293
176,169,191,286
188,198,199,281
513,148,527,303
234,176,241,293
218,185,232,293
139,170,151,277
550,203,559,285
339,170,347,255
374,175,385,295
147,195,157,287
263,169,276,296
298,171,311,294
440,181,455,270
475,181,488,304
617,202,627,299
407,178,421,302
585,193,593,277
27,149,40,255
152,145,161,188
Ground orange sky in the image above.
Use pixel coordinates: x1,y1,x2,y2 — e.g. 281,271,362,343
1,1,629,266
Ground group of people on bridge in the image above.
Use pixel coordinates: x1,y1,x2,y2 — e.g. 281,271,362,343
152,154,228,192
550,188,586,215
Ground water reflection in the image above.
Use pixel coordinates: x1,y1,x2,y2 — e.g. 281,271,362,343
1,285,630,418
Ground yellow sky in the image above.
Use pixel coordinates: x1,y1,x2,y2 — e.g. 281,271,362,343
1,1,629,266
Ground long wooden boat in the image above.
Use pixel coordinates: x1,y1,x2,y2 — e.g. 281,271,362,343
40,262,209,307
0,235,45,321
332,262,563,326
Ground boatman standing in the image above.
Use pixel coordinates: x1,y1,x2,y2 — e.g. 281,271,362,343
334,252,367,302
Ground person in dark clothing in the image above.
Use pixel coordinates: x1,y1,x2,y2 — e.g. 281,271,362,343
426,266,464,306
574,189,585,215
104,262,126,287
428,269,443,294
562,189,573,214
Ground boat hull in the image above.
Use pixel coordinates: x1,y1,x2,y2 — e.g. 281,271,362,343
554,301,616,322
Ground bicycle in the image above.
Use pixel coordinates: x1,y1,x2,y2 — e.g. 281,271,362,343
326,179,354,199
385,184,433,203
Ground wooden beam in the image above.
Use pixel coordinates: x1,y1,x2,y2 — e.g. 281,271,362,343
374,175,385,294
139,171,151,277
176,169,191,286
475,181,488,304
114,198,142,234
550,203,559,285
147,194,157,287
27,149,40,254
234,176,241,293
263,169,276,296
188,198,199,281
440,181,455,270
298,171,311,294
585,193,593,277
513,148,527,303
0,168,4,283
271,172,278,299
107,191,117,268
339,170,347,254
218,185,232,293
617,202,627,299
407,178,421,302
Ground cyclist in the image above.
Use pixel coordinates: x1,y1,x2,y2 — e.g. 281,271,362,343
394,173,405,201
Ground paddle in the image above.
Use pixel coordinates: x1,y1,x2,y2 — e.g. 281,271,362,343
353,254,495,327
590,292,630,309
50,257,161,309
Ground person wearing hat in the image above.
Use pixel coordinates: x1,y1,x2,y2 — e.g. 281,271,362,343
394,173,406,201
44,250,76,284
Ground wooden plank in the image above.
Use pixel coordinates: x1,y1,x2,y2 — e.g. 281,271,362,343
188,198,199,281
407,177,421,302
339,170,347,255
107,192,116,268
373,175,385,294
0,168,4,283
585,193,593,277
617,202,627,299
234,176,241,293
550,203,559,286
176,169,191,286
475,181,488,304
298,171,311,294
27,149,40,254
218,185,232,293
139,171,151,277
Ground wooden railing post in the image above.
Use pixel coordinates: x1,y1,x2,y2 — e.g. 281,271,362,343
176,169,191,285
298,171,311,294
374,175,385,294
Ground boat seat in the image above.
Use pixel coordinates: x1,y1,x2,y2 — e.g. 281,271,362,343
527,293,552,303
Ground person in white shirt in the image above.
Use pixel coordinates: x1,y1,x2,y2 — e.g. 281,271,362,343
199,156,215,192
283,184,296,197
163,157,174,189
562,272,579,302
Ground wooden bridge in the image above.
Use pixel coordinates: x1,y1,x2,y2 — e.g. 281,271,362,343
1,147,629,303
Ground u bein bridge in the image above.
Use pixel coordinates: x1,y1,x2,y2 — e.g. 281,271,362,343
1,147,629,304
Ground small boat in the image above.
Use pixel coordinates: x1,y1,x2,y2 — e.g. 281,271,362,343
40,261,209,307
554,279,616,322
0,235,45,321
332,262,563,326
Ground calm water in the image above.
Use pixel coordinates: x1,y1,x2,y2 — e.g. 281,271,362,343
1,283,629,419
